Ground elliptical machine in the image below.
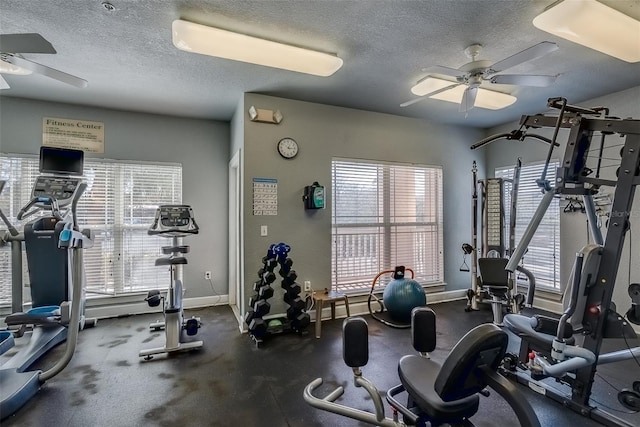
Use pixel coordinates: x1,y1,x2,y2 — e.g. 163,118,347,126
139,205,203,360
0,147,94,420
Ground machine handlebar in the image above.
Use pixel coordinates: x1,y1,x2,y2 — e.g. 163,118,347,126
17,196,63,221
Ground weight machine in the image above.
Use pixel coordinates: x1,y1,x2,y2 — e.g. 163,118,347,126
497,97,640,427
465,134,554,324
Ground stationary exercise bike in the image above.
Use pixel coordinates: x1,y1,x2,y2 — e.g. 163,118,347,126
139,205,203,360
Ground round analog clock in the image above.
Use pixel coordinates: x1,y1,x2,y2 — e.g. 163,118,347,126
277,137,299,159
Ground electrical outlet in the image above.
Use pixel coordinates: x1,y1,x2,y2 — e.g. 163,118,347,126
304,280,311,292
205,271,212,280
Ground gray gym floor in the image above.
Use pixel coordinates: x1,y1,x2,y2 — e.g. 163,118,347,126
1,300,639,426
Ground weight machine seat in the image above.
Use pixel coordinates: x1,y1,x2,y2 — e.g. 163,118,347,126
398,356,480,422
155,256,187,266
398,323,509,423
478,258,512,292
503,314,575,349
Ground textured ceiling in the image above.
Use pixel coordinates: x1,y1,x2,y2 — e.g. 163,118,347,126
1,0,639,128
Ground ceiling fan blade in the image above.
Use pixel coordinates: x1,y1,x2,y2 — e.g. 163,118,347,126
426,65,467,78
460,87,478,113
490,74,558,87
487,41,558,74
0,33,56,54
2,55,87,88
0,74,9,90
400,83,461,108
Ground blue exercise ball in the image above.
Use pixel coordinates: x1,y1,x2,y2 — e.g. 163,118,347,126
383,278,427,322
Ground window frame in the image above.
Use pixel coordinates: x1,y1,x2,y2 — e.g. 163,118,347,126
495,160,561,291
331,157,444,294
0,153,182,305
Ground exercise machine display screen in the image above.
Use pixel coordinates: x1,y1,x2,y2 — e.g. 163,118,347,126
161,207,191,227
39,146,84,176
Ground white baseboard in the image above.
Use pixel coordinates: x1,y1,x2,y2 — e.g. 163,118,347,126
531,297,563,314
263,289,469,324
85,294,229,320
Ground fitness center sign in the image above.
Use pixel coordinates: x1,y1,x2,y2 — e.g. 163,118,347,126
42,117,105,153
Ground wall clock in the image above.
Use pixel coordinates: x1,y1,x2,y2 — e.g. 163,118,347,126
277,137,299,159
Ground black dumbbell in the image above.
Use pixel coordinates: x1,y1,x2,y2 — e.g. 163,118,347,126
263,271,276,284
249,318,267,338
244,309,257,325
286,306,303,320
252,280,263,292
262,258,277,271
281,271,298,288
285,283,302,297
259,285,274,300
291,313,311,331
284,294,305,311
253,299,271,316
249,294,260,308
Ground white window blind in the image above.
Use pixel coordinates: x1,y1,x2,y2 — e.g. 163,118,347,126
0,154,182,304
331,159,443,293
496,161,560,290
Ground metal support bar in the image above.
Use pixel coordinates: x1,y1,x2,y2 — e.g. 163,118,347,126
506,189,556,273
583,195,604,245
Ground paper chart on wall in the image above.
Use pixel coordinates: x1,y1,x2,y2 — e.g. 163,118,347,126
42,116,105,153
253,178,277,215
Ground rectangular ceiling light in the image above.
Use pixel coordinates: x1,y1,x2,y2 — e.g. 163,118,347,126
411,77,517,110
172,19,343,77
533,0,640,63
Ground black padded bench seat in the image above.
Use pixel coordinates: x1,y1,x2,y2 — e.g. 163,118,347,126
398,355,479,422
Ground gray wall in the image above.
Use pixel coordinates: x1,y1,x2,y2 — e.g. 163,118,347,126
0,96,230,300
483,86,640,318
241,93,484,315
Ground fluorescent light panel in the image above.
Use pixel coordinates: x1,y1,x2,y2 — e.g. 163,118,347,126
411,77,517,110
172,19,343,77
533,0,640,63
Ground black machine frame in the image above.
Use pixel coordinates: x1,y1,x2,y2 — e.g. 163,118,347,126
500,97,640,427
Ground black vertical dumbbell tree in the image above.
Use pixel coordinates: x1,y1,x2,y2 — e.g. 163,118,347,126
245,243,310,347
244,245,277,342
277,244,310,333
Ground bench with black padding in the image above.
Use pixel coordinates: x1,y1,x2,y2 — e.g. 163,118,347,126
389,307,539,427
304,307,540,427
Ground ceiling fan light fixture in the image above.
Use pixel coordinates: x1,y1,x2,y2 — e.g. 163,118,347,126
533,0,640,63
0,58,32,75
171,19,343,77
410,77,516,110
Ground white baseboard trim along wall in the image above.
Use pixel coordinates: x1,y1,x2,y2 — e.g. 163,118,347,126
84,294,229,320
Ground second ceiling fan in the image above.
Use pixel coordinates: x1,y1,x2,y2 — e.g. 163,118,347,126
402,41,559,112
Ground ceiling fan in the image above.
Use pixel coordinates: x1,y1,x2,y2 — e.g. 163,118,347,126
401,41,559,112
0,33,87,90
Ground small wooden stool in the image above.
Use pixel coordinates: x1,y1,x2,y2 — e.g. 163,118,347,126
314,290,350,338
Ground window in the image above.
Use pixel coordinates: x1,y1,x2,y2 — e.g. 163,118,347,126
496,161,560,290
331,159,443,293
0,154,182,305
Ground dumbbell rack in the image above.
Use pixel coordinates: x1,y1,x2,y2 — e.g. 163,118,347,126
244,243,310,347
